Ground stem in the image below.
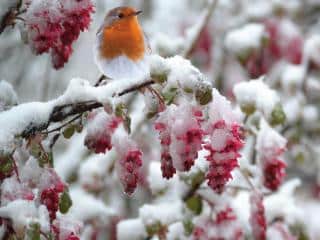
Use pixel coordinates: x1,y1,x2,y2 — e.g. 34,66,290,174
44,114,82,134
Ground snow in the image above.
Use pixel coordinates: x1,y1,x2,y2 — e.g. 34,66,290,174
150,55,206,92
166,222,186,240
282,96,302,124
117,219,147,240
281,64,305,93
0,54,209,153
79,151,115,190
139,201,183,226
256,119,287,155
234,78,280,118
209,88,239,125
0,200,38,237
225,24,266,55
264,179,302,224
304,34,320,66
0,80,18,110
67,187,115,223
147,161,170,195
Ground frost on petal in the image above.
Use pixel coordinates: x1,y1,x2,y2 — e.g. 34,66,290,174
52,216,83,240
24,0,94,69
1,177,34,206
112,132,143,195
84,111,122,154
204,90,243,193
256,120,287,191
250,191,267,240
155,102,204,176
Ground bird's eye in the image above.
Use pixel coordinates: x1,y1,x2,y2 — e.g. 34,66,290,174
118,13,124,18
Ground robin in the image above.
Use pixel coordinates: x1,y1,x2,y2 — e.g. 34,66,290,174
94,6,150,80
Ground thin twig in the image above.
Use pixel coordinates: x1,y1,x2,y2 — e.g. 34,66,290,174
117,80,155,97
182,0,219,58
44,113,82,134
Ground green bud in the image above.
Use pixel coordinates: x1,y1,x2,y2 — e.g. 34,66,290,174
270,103,286,126
195,84,212,105
240,103,256,115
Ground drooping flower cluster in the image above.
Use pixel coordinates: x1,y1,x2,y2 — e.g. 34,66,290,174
112,132,143,195
155,102,204,179
247,18,303,78
256,120,287,191
39,169,65,221
25,0,94,68
250,191,267,240
0,157,81,239
84,111,122,154
204,90,243,193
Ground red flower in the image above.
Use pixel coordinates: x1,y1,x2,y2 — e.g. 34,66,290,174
25,0,94,69
250,191,267,240
119,150,143,195
155,103,204,177
41,187,60,221
205,121,243,193
263,158,287,191
84,112,122,154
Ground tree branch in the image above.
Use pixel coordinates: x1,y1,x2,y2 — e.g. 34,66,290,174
0,0,22,35
21,79,156,139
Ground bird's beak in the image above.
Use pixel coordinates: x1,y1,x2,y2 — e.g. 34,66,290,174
134,10,142,16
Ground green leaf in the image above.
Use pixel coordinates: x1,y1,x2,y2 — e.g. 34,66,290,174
183,220,194,236
270,103,286,126
191,171,205,188
146,222,163,236
27,223,41,240
63,125,75,139
162,88,178,105
124,116,131,134
151,73,168,84
186,195,202,215
75,123,83,133
59,191,73,214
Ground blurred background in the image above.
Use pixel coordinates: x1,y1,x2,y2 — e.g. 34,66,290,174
2,0,320,239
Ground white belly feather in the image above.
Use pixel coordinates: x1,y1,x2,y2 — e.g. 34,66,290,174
94,37,150,80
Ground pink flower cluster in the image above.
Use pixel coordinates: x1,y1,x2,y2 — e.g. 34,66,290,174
113,133,143,195
84,112,122,154
204,121,243,193
249,191,267,240
155,91,243,194
245,18,303,78
25,0,94,69
256,120,287,191
154,103,204,179
204,90,244,193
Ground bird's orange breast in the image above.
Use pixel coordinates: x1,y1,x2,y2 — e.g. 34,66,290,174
100,17,145,61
